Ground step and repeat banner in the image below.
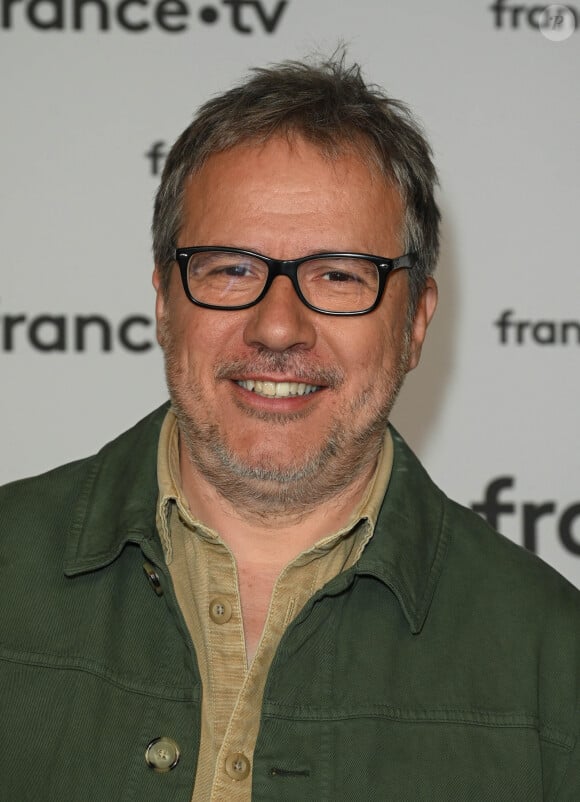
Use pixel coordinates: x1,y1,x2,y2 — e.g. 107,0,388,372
2,1,579,586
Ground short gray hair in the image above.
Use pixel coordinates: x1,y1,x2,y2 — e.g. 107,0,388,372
152,54,440,312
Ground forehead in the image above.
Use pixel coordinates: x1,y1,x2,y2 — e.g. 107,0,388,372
179,135,404,255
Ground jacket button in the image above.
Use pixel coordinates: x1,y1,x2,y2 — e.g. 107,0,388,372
142,561,163,596
145,737,180,772
209,597,232,624
225,752,250,780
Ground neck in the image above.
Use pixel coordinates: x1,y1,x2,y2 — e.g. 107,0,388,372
178,440,378,567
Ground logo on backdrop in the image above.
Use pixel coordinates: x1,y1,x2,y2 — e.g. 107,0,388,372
1,0,288,33
471,476,580,557
0,306,155,352
489,1,578,36
146,141,169,176
494,310,580,345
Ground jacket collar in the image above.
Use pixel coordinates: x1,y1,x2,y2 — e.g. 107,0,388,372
64,405,449,634
63,404,170,575
353,427,449,634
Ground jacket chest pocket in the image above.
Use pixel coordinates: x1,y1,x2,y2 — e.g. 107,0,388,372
1,656,199,802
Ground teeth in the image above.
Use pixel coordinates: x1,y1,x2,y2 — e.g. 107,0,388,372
237,379,320,398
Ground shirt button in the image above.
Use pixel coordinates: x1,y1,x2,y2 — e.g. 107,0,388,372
142,561,163,596
145,737,180,772
225,752,251,780
209,597,232,624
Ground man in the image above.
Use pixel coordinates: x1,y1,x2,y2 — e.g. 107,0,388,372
1,57,579,802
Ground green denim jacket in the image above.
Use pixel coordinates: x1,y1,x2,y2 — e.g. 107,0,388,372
1,405,579,801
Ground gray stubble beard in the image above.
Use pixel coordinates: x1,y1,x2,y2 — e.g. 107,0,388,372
160,317,410,522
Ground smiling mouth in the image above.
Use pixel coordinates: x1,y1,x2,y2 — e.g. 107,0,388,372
236,379,321,398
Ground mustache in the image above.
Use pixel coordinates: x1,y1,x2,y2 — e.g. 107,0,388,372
215,353,345,389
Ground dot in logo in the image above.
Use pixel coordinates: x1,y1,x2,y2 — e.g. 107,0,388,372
199,5,219,23
538,5,576,41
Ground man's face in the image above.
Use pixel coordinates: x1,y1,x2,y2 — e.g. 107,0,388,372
154,135,437,516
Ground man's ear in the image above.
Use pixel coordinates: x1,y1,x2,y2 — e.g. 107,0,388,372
407,277,438,372
152,266,166,347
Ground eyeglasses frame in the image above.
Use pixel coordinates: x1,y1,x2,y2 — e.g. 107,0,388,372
175,246,416,317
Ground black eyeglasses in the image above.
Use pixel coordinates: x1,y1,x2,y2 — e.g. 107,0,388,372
175,246,416,316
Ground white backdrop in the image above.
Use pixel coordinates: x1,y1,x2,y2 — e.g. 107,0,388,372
2,0,579,586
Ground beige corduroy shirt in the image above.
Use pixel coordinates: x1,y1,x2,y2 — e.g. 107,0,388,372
155,409,393,802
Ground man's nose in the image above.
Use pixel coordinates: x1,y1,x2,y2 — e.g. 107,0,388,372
243,275,317,352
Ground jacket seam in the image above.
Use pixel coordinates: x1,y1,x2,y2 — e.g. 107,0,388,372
261,703,575,747
551,735,579,800
0,646,198,701
67,457,100,559
414,490,449,629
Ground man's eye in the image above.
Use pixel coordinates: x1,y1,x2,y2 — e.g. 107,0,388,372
322,270,361,283
210,263,253,277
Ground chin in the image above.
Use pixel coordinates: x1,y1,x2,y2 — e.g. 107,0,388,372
217,436,331,484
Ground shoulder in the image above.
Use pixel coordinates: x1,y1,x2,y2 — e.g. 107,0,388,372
444,492,580,619
391,426,580,605
0,404,169,546
391,432,580,738
387,426,580,640
435,472,580,725
0,452,93,533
